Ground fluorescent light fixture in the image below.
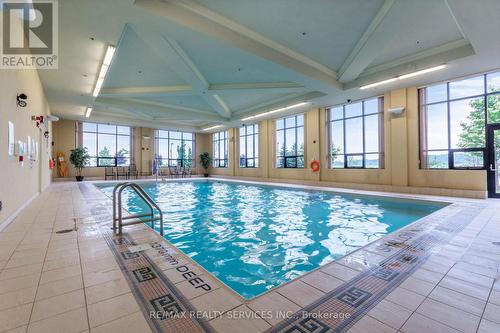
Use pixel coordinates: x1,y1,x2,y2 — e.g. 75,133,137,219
92,45,116,97
241,102,308,121
202,125,222,131
398,64,447,79
360,65,447,90
359,78,397,90
85,107,92,118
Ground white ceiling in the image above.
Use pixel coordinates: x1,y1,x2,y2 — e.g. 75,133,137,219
37,0,500,132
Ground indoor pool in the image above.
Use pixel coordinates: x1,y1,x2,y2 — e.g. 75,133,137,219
96,180,445,299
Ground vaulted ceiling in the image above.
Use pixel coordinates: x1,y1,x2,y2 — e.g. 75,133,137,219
38,0,500,132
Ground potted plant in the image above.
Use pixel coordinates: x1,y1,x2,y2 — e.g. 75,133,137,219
69,147,90,181
199,152,212,177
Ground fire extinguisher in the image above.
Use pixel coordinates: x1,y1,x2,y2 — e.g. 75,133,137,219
49,158,55,170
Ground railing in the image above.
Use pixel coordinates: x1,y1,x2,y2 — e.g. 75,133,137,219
112,182,164,236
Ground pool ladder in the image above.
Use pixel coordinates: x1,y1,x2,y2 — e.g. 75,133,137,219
112,182,164,236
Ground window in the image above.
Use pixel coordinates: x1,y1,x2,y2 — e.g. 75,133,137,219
419,71,500,169
81,122,131,167
328,97,384,169
276,115,304,168
239,125,259,168
155,130,195,167
213,130,228,168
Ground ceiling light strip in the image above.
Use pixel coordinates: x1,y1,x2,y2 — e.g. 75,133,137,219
202,125,222,131
241,102,309,121
92,45,116,97
360,65,447,90
85,107,93,118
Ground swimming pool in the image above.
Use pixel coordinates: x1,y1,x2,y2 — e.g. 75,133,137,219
97,180,445,299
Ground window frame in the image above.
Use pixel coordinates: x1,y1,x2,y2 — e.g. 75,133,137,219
239,124,259,168
213,130,229,168
80,122,132,168
327,97,385,169
275,114,305,169
418,72,499,170
155,130,196,168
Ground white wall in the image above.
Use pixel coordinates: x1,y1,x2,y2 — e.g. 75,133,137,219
0,69,52,225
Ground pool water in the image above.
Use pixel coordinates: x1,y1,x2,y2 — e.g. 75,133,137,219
97,180,445,299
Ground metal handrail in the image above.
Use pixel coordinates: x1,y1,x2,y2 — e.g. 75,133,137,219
112,182,164,236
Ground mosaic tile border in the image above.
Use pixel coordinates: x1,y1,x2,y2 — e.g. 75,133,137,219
266,204,484,333
79,183,217,333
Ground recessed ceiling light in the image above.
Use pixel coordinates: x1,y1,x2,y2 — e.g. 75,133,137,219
202,125,222,131
360,65,447,90
85,107,92,118
92,45,116,97
241,102,309,121
359,78,398,90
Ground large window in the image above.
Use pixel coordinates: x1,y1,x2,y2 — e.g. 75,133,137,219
328,97,384,168
156,130,195,167
276,114,304,168
213,130,228,168
419,71,500,169
239,124,259,168
81,122,131,167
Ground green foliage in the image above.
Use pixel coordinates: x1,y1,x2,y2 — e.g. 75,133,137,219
98,146,113,166
116,148,129,166
456,93,500,167
199,152,212,171
177,143,193,167
426,89,500,168
69,147,90,176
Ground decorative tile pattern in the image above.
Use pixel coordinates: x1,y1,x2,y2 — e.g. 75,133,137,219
79,183,216,333
267,204,484,333
132,267,157,282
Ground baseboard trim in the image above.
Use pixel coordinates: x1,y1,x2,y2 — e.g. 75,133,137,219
0,192,40,232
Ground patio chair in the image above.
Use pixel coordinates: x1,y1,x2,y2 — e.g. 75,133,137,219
116,167,128,180
104,167,115,180
159,167,169,177
182,167,192,178
128,164,138,179
169,166,179,178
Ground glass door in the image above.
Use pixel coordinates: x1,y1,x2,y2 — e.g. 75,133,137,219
487,125,500,198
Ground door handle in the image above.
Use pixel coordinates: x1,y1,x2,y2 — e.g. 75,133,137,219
491,164,497,172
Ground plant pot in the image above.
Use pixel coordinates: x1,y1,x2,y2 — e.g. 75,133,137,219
203,173,209,177
75,176,84,182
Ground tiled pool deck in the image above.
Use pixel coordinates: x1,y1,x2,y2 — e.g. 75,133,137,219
0,180,499,333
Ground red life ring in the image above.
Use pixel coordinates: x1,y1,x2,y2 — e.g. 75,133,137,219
310,160,320,172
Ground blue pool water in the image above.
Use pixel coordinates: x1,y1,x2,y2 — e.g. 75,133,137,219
97,180,445,299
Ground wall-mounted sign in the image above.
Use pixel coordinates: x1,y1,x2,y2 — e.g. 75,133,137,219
8,121,14,155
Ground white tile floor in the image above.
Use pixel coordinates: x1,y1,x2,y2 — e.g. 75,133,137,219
0,181,499,333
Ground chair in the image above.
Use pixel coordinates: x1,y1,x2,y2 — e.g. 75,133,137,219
182,167,192,178
104,167,115,180
116,167,128,180
169,166,179,178
159,167,169,177
128,164,138,179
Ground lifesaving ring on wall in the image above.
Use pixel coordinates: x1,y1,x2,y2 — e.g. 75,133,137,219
310,160,320,172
